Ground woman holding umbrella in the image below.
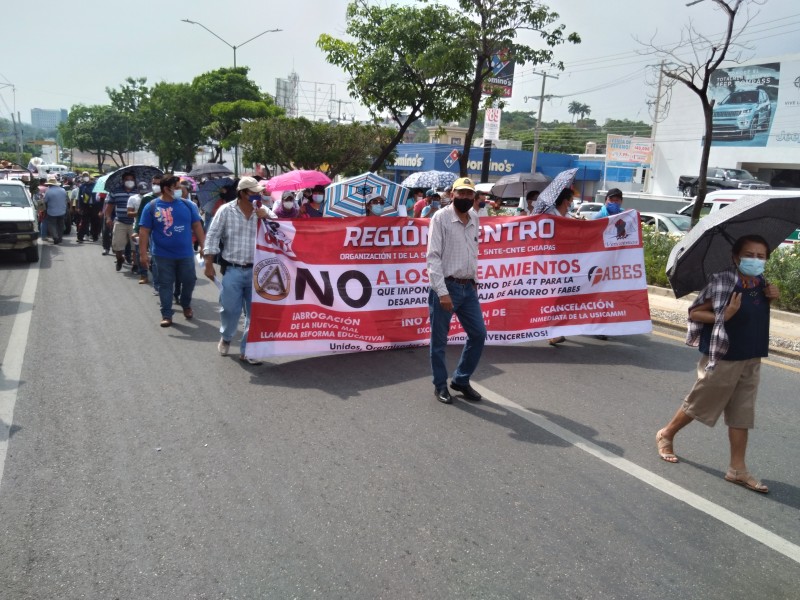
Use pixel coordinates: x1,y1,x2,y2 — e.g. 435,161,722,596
656,234,780,493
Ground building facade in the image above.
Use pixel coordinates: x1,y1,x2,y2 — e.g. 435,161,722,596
30,108,68,131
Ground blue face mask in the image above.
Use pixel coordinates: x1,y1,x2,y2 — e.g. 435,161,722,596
173,189,183,200
431,201,440,209
479,202,486,208
370,204,385,216
249,194,262,203
606,202,622,215
738,257,766,277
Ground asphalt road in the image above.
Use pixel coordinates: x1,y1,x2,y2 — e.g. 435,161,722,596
1,236,799,600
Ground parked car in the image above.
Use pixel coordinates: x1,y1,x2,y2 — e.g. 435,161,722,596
712,88,772,140
572,202,603,219
677,166,770,197
639,212,692,236
0,180,39,262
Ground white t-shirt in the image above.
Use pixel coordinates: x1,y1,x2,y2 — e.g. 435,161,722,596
127,194,142,212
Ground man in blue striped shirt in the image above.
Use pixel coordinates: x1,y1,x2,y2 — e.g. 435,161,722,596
105,171,137,272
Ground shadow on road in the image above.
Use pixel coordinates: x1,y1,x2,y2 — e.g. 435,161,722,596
0,418,22,441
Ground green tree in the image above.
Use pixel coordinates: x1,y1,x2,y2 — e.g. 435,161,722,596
139,82,204,171
203,99,284,163
318,1,473,171
241,117,396,178
567,100,582,123
451,0,580,176
59,105,138,172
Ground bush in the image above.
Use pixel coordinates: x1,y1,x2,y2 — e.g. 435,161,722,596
641,226,679,287
765,244,800,312
642,226,800,312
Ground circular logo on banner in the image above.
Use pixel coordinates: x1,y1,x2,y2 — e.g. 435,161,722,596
253,258,291,301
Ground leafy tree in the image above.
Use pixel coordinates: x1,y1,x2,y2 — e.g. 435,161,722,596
139,82,204,171
318,1,473,171
203,99,284,163
450,0,580,176
241,117,397,178
642,0,755,224
568,100,582,123
59,105,138,172
106,77,150,113
603,119,652,138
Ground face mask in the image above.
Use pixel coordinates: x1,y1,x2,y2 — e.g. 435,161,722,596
173,188,183,200
124,180,135,190
82,176,89,182
453,198,473,213
370,204,385,216
606,202,622,215
249,194,262,203
479,201,486,209
312,194,323,203
738,257,766,277
431,201,440,209
283,200,295,210
152,184,161,194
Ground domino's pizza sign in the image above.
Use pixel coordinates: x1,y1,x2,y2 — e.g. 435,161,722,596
443,149,460,169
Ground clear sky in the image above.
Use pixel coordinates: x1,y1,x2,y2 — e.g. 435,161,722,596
2,0,798,127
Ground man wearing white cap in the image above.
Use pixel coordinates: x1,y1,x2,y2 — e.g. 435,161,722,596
203,176,275,364
43,175,69,244
426,176,486,404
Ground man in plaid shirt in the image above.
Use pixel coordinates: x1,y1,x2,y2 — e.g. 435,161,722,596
203,177,275,365
656,234,780,494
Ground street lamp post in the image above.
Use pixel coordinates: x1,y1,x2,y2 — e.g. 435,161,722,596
181,19,281,175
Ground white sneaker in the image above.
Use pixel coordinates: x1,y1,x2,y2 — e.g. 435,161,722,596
239,355,263,365
217,339,230,356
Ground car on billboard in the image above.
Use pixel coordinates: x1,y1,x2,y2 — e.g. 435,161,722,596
711,88,772,140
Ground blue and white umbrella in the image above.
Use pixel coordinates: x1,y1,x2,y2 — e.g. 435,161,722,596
401,170,457,190
324,172,409,217
534,168,578,214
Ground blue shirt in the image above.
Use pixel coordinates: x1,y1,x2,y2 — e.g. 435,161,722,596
139,198,201,259
107,191,135,224
43,186,68,216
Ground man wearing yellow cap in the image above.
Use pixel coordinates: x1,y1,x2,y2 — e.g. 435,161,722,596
426,177,486,404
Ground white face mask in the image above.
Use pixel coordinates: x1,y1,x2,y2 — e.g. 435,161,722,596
312,194,323,203
124,180,135,190
152,184,161,194
82,176,89,182
283,200,295,210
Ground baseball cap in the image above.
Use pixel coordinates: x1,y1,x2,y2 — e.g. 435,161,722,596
606,188,623,200
281,190,295,201
452,177,476,191
237,176,265,193
425,189,440,198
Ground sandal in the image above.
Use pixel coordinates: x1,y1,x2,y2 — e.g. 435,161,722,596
724,468,768,494
548,336,566,346
656,430,678,463
183,307,193,320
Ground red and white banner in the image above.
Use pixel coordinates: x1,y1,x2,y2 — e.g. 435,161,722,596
246,211,651,358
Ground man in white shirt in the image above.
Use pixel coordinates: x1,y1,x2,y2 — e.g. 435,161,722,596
426,177,486,404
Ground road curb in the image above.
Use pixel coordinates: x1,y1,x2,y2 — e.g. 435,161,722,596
650,317,800,362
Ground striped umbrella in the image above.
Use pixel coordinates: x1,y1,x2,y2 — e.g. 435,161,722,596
401,170,457,190
534,168,579,214
323,172,409,217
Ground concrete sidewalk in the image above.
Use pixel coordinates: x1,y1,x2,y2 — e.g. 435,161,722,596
647,285,800,360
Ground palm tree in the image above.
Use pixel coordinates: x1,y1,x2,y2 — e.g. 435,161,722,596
578,103,591,120
568,101,582,123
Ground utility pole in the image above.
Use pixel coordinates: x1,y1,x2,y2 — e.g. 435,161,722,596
644,61,665,193
525,71,558,173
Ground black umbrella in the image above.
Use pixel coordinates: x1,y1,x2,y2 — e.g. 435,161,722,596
104,165,164,194
666,195,800,298
490,172,551,198
188,162,234,178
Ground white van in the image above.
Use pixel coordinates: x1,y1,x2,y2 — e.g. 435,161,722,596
37,164,69,178
676,188,800,217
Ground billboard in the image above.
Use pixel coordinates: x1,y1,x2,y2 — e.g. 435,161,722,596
707,60,800,147
482,49,515,97
605,135,654,169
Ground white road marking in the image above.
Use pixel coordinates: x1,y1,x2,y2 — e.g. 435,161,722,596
0,263,39,490
470,382,800,566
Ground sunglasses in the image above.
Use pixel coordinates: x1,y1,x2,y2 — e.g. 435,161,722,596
369,199,385,205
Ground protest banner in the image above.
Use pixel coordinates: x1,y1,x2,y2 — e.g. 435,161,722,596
246,212,651,358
